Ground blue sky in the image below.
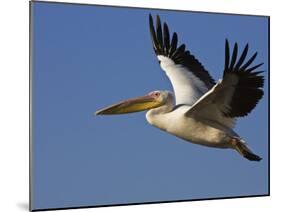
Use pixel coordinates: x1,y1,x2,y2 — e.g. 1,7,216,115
31,2,269,210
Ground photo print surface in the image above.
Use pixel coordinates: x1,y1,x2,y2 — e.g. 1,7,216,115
30,1,269,211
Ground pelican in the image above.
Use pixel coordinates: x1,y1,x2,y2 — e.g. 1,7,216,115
96,15,264,161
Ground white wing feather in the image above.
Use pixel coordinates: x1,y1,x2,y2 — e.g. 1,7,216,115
158,55,209,105
185,39,264,129
149,15,216,106
184,79,236,128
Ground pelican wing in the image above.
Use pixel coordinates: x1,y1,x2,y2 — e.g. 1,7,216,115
149,15,216,105
185,40,264,127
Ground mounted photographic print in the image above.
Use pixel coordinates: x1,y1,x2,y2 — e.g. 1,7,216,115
30,1,269,211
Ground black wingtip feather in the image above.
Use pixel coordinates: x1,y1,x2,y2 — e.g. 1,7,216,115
171,44,185,59
241,52,258,70
156,15,163,52
148,15,216,88
229,42,238,70
149,14,159,54
163,22,170,55
224,39,230,71
169,32,178,57
234,43,249,70
223,41,265,118
246,63,264,72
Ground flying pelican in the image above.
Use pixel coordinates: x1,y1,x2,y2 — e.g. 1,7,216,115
96,15,264,161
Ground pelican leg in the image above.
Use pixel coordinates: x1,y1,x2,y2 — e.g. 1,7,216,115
231,137,262,161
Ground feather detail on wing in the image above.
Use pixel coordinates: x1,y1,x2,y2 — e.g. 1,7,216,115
185,40,264,128
149,14,216,105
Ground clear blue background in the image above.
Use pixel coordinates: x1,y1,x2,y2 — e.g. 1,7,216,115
31,2,269,210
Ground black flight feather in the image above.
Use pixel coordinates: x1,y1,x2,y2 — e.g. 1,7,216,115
149,14,216,89
223,40,264,117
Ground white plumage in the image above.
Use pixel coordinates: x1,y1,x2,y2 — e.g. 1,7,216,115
157,55,208,105
147,15,264,161
96,14,265,161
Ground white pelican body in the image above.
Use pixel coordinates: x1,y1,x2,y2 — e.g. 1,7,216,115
147,105,236,148
96,15,265,161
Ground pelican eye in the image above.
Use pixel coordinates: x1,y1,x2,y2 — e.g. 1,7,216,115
154,92,160,97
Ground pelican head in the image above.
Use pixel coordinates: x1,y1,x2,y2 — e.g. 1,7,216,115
95,90,173,115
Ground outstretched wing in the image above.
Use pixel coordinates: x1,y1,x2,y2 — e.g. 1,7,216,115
149,14,216,105
185,40,264,128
